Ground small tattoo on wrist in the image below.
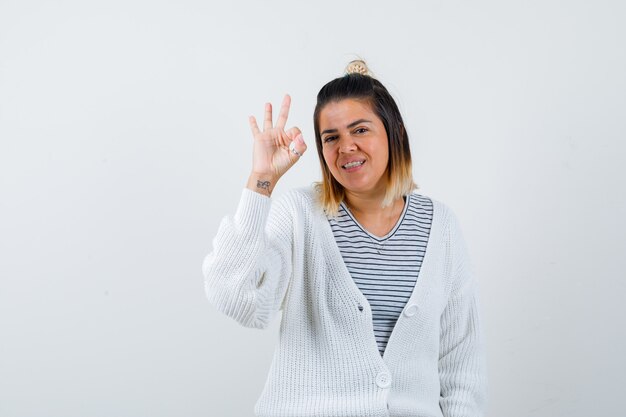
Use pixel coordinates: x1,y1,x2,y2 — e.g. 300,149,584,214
257,180,271,190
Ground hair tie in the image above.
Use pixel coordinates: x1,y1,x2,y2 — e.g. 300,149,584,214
345,59,371,76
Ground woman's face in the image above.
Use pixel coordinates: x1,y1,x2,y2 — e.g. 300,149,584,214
319,99,389,198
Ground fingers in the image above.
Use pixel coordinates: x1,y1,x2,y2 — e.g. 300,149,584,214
255,95,292,137
285,127,303,154
249,116,261,136
277,129,290,148
263,102,273,130
285,126,302,140
275,94,291,130
276,127,303,151
288,133,307,159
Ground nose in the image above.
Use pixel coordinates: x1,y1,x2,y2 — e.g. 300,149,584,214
338,135,357,153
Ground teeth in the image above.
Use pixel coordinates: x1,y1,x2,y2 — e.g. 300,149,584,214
342,161,364,169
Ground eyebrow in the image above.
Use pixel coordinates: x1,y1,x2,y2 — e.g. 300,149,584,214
321,119,372,136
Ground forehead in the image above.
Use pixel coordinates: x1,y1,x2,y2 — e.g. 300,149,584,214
318,99,379,127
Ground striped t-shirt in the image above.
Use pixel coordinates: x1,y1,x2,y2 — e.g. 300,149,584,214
328,194,433,356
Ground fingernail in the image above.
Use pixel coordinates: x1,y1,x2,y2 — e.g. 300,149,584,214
296,134,304,144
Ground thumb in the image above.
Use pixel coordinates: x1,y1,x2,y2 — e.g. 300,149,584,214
288,134,307,159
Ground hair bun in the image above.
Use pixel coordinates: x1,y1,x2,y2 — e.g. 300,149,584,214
345,59,371,76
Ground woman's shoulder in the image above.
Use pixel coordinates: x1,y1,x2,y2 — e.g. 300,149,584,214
408,191,434,208
408,191,459,228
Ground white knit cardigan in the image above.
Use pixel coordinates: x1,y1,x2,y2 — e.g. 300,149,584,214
202,187,487,417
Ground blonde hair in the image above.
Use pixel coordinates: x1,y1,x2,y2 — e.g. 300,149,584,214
313,61,417,216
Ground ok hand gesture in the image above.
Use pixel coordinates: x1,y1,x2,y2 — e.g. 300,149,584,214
247,94,307,196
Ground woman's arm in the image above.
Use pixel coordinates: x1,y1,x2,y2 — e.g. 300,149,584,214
202,189,294,329
201,95,307,329
439,210,488,417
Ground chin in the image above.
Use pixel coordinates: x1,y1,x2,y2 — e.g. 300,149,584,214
342,184,376,194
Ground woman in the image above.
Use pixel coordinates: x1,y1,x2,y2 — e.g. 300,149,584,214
202,61,487,417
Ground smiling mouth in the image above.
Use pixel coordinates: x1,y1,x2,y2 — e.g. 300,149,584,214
342,160,365,169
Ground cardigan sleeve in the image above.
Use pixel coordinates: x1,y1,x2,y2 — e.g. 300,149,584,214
201,188,294,329
438,209,488,417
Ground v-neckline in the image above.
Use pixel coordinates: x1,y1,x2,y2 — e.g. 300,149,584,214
339,195,411,241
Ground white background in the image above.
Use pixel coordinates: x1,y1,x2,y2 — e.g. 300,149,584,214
1,0,625,416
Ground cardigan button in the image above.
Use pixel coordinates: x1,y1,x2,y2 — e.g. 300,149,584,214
404,304,418,317
375,372,392,389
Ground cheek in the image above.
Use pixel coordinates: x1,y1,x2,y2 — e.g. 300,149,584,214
379,140,390,163
322,148,335,169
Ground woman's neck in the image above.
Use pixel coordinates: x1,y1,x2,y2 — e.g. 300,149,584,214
344,191,406,237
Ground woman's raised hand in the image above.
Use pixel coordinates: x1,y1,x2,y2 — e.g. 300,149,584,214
247,94,307,196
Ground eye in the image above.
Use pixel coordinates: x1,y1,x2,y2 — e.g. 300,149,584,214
354,127,368,134
323,135,337,143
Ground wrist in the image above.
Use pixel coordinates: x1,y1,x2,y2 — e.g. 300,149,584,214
247,173,280,197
